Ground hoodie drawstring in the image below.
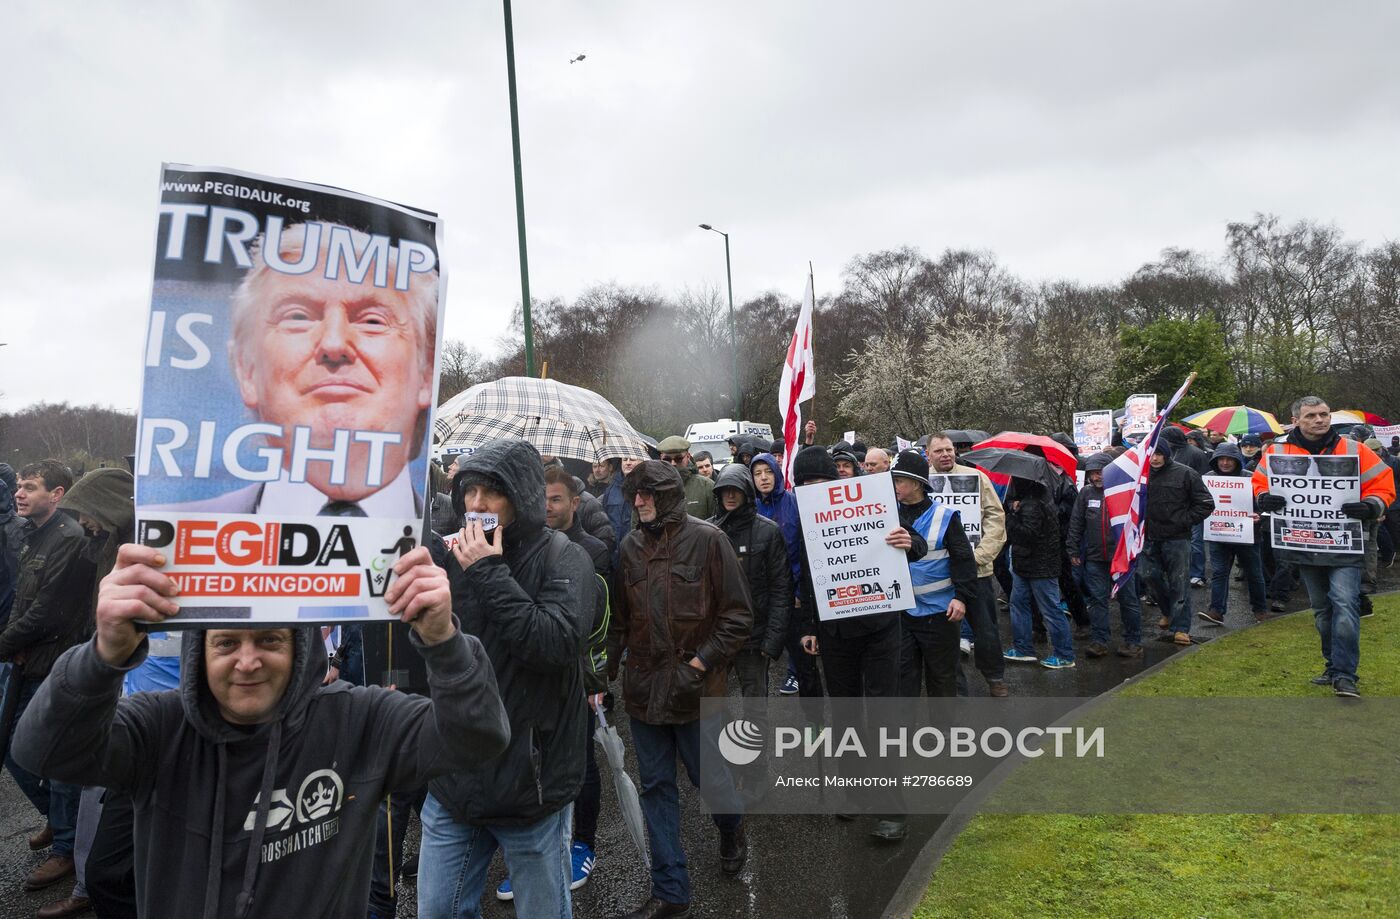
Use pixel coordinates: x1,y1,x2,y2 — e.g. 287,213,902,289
203,745,228,918
234,721,283,919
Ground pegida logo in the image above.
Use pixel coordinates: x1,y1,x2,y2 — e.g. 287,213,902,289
718,720,765,765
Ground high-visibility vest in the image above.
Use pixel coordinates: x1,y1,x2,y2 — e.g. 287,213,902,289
1251,436,1397,509
909,502,957,616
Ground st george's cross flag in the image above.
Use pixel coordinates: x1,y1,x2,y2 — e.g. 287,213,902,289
779,273,816,484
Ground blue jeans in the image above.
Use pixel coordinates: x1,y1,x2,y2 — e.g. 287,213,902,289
4,677,80,857
1190,522,1205,581
630,718,741,905
1297,564,1363,684
1142,538,1193,634
1208,542,1267,614
1081,562,1142,647
1010,574,1073,659
417,794,573,919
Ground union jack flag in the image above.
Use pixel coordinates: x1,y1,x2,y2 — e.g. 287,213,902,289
1103,374,1196,596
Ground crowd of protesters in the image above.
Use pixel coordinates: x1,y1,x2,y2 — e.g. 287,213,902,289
0,394,1394,918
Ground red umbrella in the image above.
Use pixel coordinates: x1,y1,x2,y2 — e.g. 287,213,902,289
972,432,1077,478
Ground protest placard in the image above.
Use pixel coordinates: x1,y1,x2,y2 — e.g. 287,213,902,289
134,164,445,626
1267,454,1362,553
1203,475,1254,544
929,473,982,544
1372,424,1400,441
1122,394,1157,439
842,430,857,444
1073,409,1113,454
794,475,914,622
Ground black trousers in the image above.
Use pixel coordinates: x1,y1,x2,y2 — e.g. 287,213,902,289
575,739,600,849
368,785,427,916
86,790,137,919
818,617,900,699
957,576,1006,694
898,610,960,697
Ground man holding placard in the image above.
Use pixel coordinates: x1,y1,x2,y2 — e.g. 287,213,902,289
1252,397,1395,698
1199,444,1267,626
927,432,1009,696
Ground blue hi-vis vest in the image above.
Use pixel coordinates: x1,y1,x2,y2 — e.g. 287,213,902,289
909,502,957,616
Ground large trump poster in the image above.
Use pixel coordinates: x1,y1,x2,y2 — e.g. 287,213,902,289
135,164,445,625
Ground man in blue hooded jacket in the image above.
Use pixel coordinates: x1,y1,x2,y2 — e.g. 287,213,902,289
750,452,803,694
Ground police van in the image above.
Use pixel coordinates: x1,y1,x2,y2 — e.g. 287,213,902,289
683,419,774,468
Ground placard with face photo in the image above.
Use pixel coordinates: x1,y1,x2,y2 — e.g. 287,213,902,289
134,164,445,625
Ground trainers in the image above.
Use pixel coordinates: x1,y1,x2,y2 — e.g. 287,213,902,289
1040,655,1075,669
570,841,596,890
1197,610,1225,627
1173,631,1193,646
1333,678,1360,698
1116,644,1144,659
1360,596,1374,619
779,674,799,695
1144,595,1157,607
1270,600,1287,613
1086,642,1108,658
1190,577,1207,589
959,638,973,656
496,876,514,901
1309,673,1333,686
1003,649,1037,663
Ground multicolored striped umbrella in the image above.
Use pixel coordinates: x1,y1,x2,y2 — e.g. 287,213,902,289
1181,405,1284,436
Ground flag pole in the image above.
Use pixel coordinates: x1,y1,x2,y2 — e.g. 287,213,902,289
807,261,816,437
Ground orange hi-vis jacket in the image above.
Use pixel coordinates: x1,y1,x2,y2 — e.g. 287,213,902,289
1252,432,1396,565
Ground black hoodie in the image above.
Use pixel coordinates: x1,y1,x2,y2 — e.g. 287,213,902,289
435,438,595,826
13,619,509,918
709,463,791,658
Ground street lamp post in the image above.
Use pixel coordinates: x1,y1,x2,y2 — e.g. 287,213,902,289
503,0,535,377
699,224,742,421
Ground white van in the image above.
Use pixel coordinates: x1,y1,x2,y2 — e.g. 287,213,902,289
683,419,775,468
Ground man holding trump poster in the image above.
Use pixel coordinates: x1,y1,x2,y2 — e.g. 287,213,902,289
135,164,444,624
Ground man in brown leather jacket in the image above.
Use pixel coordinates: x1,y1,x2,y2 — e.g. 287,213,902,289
608,460,753,919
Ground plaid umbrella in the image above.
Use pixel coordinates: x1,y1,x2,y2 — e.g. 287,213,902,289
1182,405,1284,436
435,377,649,463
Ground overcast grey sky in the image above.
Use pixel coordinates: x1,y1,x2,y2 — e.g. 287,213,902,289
3,1,1398,412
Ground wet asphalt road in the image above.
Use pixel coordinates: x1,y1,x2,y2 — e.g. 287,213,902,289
2,567,1389,919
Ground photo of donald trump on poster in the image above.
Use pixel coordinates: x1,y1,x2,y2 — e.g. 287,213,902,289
135,164,444,625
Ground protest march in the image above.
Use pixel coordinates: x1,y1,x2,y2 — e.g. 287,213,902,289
5,6,1400,919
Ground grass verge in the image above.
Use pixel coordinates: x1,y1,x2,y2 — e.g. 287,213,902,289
914,595,1400,919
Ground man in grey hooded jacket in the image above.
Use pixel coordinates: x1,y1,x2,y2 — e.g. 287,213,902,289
12,542,510,919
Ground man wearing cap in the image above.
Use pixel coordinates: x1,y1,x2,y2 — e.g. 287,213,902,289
831,443,862,479
891,450,979,700
657,436,717,520
794,446,929,842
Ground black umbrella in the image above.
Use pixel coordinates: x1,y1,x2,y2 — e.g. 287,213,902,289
958,447,1058,489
